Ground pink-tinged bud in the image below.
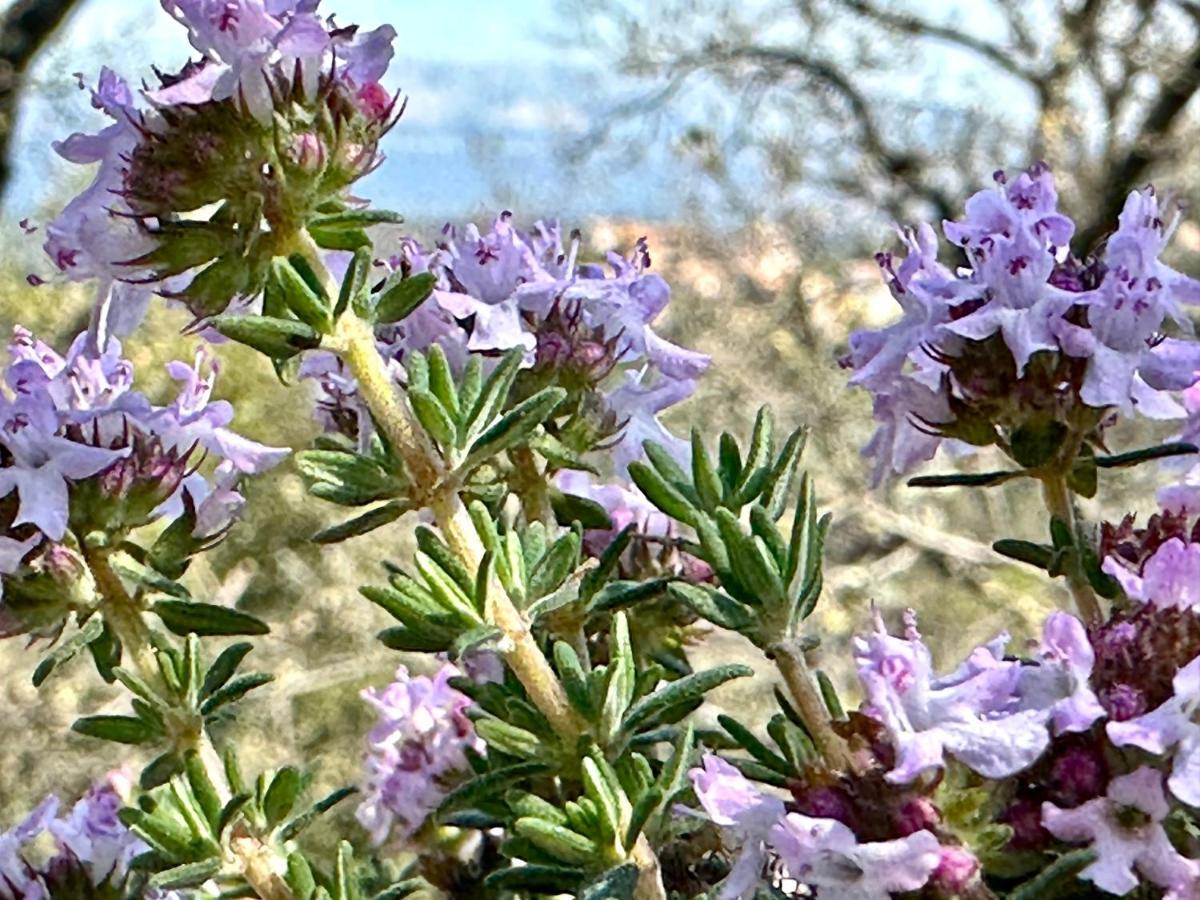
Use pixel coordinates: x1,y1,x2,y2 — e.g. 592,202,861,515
356,81,392,121
42,544,85,586
288,132,326,173
1102,683,1148,721
932,846,979,892
894,796,941,836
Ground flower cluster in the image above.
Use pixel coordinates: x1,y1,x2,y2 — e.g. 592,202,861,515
41,1,399,336
356,664,481,846
0,771,181,899
0,326,284,635
845,164,1200,483
303,215,708,475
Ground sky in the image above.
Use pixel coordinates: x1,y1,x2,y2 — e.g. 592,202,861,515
3,0,684,224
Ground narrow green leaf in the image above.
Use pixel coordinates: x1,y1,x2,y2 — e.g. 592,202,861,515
33,614,104,686
208,314,321,360
375,272,437,324
628,461,697,526
513,818,598,866
148,859,222,890
152,601,269,637
620,664,752,737
72,715,161,745
464,387,567,467
313,501,409,543
336,246,372,319
437,762,548,819
717,715,792,775
263,767,303,828
199,672,274,715
409,387,458,449
280,786,357,841
273,256,332,332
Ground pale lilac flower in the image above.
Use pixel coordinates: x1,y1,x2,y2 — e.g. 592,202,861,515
0,796,57,900
1107,656,1200,807
1042,767,1199,897
147,348,289,475
1017,611,1105,735
943,164,1074,250
606,366,695,476
43,70,158,343
48,772,145,884
0,406,129,540
356,665,481,846
1102,537,1200,611
860,376,953,486
0,534,42,606
770,813,941,900
688,754,785,900
854,611,1050,782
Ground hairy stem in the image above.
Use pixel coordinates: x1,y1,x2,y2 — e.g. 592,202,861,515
82,546,292,900
510,446,556,527
1040,474,1103,624
769,638,856,772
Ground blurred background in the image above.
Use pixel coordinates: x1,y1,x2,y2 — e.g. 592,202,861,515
1,0,1196,841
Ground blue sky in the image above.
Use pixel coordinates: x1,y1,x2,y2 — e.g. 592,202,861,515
3,0,681,223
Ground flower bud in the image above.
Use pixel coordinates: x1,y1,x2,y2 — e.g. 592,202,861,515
931,846,980,893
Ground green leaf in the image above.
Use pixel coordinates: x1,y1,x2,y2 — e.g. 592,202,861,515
1011,419,1068,469
409,388,458,449
816,670,845,720
272,257,331,332
152,601,269,637
628,461,697,526
72,714,162,745
553,641,595,718
717,715,792,776
474,717,545,759
375,272,437,324
1094,441,1198,468
280,786,357,841
295,450,404,507
589,578,672,614
620,664,753,737
310,208,403,230
906,469,1023,489
1068,445,1098,498
313,501,409,543
200,643,254,699
992,539,1054,570
377,626,451,652
148,859,223,890
199,672,274,715
309,225,371,251
528,533,580,600
183,751,222,832
463,387,567,468
718,433,743,500
463,349,523,438
761,426,808,520
513,818,598,866
623,785,662,850
286,851,318,900
450,625,504,660
670,582,753,632
209,314,322,360
484,865,583,892
33,614,104,686
336,246,373,319
550,490,614,531
1008,849,1097,900
427,343,460,420
263,766,304,828
580,864,639,900
436,762,548,819
691,430,724,511
736,407,775,495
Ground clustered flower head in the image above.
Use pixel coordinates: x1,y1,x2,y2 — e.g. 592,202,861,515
303,215,708,476
0,771,183,899
41,1,399,335
356,664,481,846
0,326,285,637
845,163,1200,483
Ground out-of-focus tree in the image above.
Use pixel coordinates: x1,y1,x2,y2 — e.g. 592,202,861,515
0,0,83,195
566,0,1200,254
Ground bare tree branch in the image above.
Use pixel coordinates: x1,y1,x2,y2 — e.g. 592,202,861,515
1077,37,1200,251
834,0,1039,84
0,0,83,196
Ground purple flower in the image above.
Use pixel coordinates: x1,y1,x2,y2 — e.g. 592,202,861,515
356,664,480,846
42,70,159,342
1017,611,1105,734
1102,537,1200,611
687,754,785,900
147,348,289,475
606,366,695,476
0,796,57,900
1042,767,1199,897
770,813,941,900
0,403,128,540
860,376,954,486
1107,655,1200,807
853,611,1050,782
943,164,1074,250
554,471,671,554
47,771,145,885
